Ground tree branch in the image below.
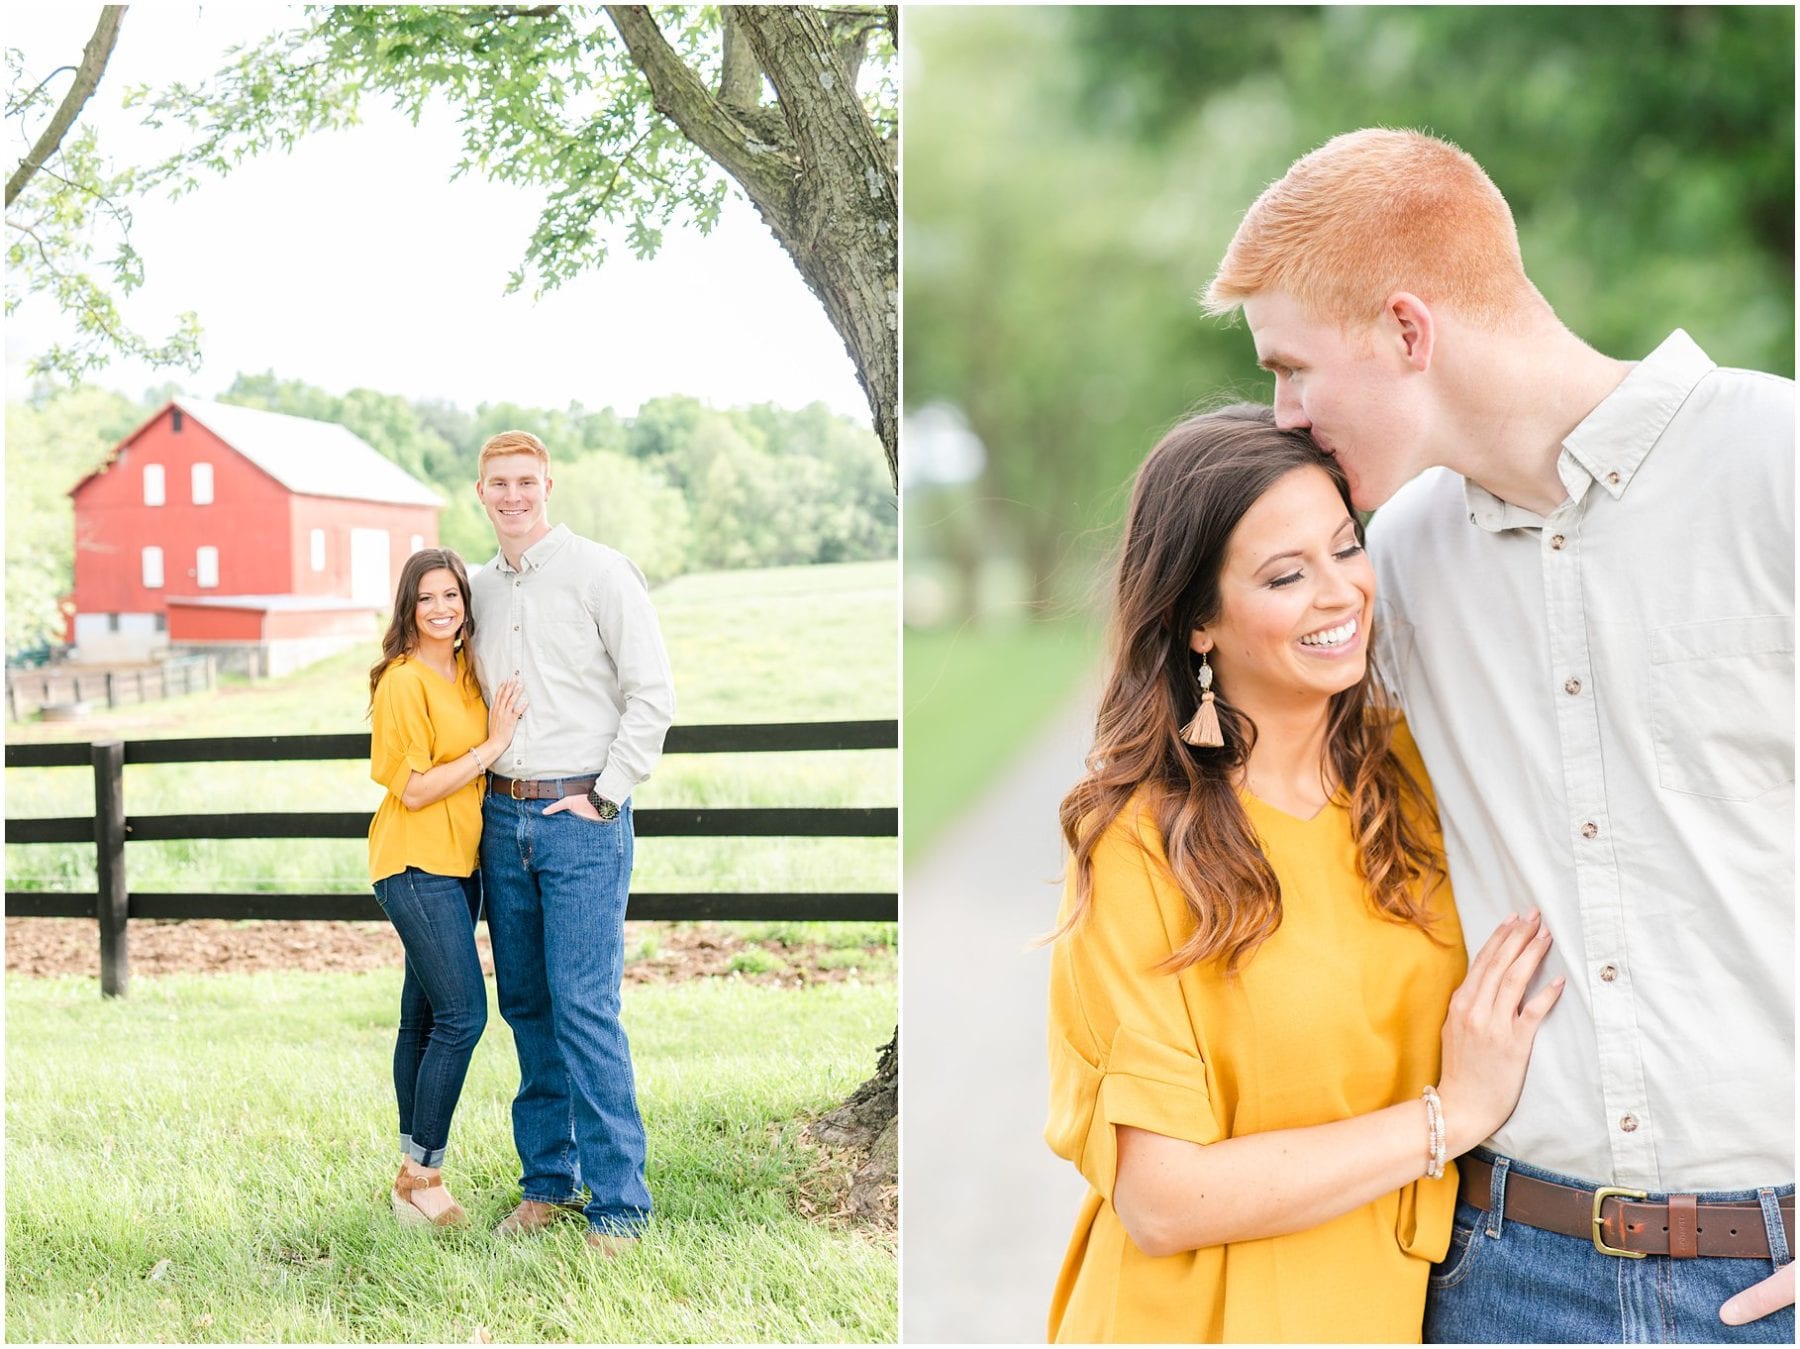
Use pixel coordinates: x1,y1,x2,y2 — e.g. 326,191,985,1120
717,8,763,109
602,5,795,205
823,11,881,88
13,65,79,116
6,6,126,208
6,219,135,346
34,162,133,225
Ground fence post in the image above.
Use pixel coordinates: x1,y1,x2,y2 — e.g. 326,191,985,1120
92,739,128,997
105,672,117,708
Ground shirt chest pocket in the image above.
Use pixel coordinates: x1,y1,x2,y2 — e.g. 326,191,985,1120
1649,615,1794,800
537,607,604,665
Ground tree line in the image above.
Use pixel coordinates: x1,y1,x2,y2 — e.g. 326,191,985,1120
5,377,894,660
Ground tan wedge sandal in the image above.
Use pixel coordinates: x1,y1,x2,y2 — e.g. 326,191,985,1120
391,1164,468,1228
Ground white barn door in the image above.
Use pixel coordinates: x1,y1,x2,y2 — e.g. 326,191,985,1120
349,528,392,606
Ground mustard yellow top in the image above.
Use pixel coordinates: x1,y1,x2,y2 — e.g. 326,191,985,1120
367,651,488,884
1045,720,1466,1344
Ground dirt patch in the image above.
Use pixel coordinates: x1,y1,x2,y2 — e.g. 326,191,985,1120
3,917,892,987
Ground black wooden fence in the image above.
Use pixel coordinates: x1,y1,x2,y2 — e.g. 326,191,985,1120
5,721,897,997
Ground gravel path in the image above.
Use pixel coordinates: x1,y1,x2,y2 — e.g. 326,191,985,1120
902,681,1096,1343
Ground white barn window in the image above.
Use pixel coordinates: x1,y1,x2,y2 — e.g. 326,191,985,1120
196,546,219,588
410,534,424,554
310,528,326,572
192,463,214,505
144,465,165,506
142,546,164,588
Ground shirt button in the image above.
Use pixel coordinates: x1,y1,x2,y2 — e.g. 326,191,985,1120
1599,964,1618,982
513,625,520,632
1581,821,1599,839
1619,1114,1639,1133
1564,677,1582,695
1549,534,1566,550
1606,471,1622,486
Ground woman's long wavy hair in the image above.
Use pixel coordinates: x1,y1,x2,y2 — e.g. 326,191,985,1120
367,548,482,713
1056,404,1445,974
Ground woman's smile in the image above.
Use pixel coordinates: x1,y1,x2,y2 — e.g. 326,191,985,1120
1295,615,1360,654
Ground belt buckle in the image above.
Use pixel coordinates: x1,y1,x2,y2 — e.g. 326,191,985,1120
508,776,526,801
1592,1186,1648,1258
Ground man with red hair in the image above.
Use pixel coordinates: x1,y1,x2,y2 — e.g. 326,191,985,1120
470,429,675,1254
1208,129,1793,1341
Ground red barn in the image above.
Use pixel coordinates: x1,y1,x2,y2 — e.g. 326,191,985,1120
68,398,442,675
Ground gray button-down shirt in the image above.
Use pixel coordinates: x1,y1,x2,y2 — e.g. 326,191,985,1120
469,524,675,805
1371,330,1794,1191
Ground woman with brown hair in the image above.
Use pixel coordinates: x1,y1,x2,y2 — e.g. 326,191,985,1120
367,548,523,1226
1046,405,1562,1342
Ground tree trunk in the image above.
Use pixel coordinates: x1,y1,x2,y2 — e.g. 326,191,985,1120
604,5,898,489
737,7,897,487
603,3,900,1180
808,1028,896,1220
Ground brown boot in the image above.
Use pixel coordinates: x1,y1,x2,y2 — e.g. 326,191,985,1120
494,1199,580,1238
585,1231,640,1258
392,1163,468,1228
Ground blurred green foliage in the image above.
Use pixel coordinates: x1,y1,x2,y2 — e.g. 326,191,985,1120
4,387,145,658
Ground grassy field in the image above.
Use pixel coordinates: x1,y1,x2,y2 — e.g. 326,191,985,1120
902,612,1099,856
5,560,899,906
6,973,895,1343
5,561,898,1339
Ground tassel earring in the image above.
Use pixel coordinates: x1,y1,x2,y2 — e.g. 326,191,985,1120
1181,651,1224,748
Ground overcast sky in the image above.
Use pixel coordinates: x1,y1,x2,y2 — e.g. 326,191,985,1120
5,3,871,424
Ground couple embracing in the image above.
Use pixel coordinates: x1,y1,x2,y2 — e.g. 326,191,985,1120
365,430,675,1253
1046,130,1793,1342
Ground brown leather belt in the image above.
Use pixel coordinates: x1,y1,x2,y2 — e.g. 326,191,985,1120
1460,1155,1794,1259
487,773,598,801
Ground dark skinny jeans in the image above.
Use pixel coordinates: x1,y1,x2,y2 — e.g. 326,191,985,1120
372,867,487,1167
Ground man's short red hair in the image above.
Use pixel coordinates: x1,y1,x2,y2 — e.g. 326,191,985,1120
1205,128,1546,328
478,430,550,475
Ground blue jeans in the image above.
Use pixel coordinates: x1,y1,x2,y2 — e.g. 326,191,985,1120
371,868,488,1168
1427,1151,1795,1343
480,793,649,1236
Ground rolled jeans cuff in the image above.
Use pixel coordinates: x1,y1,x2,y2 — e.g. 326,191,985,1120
401,1133,447,1169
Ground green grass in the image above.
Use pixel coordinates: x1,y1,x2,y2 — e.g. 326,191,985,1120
5,561,898,912
5,972,896,1343
902,612,1099,856
728,947,785,976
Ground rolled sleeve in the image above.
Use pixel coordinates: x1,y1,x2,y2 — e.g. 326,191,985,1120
1049,1023,1225,1203
1046,808,1221,1203
372,672,434,803
1395,1166,1460,1262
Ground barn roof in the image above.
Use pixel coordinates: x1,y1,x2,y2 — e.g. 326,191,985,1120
173,398,443,507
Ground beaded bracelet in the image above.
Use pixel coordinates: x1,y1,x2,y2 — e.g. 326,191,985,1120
1421,1085,1447,1180
467,744,486,774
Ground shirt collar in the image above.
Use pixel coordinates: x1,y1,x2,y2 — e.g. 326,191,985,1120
491,522,571,574
1462,329,1715,532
